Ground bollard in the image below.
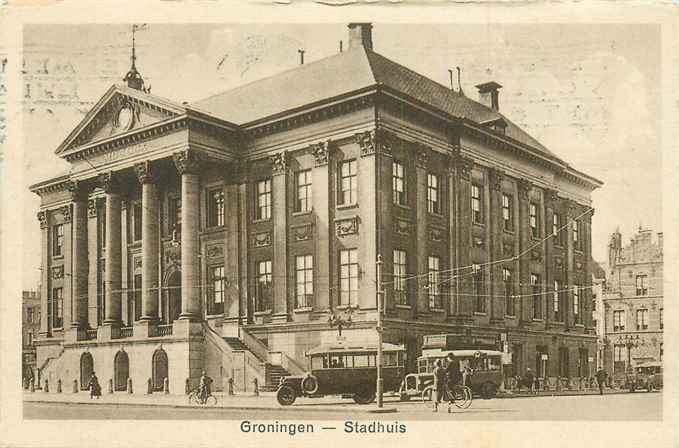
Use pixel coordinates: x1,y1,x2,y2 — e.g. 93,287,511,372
185,378,190,395
108,379,113,394
163,377,169,395
127,377,133,394
22,377,27,390
57,379,62,393
73,379,78,393
30,379,35,393
227,377,234,396
252,378,259,397
44,379,49,393
147,378,153,395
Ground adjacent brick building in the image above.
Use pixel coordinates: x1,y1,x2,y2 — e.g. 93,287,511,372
601,227,663,378
22,290,41,384
30,23,602,394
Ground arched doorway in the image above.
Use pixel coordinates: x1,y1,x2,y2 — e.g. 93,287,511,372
164,270,181,323
114,350,129,391
80,352,94,390
152,349,168,391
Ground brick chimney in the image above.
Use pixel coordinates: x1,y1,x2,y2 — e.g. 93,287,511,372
348,23,373,50
475,81,503,111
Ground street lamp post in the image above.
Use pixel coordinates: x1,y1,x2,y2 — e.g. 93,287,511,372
617,334,639,372
376,254,384,408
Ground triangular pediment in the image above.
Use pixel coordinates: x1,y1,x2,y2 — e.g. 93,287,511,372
56,85,187,156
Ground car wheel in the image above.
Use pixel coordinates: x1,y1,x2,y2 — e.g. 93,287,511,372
481,382,497,399
301,374,319,395
276,385,297,406
353,390,376,405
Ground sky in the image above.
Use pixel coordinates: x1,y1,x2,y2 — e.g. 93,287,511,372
21,23,662,290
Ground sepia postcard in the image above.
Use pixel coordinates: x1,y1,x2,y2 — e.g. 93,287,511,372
0,2,677,447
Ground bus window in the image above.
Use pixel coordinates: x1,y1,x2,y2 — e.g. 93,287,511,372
488,357,501,371
384,352,398,366
418,359,428,373
311,355,325,370
329,355,346,368
368,355,376,367
353,355,369,367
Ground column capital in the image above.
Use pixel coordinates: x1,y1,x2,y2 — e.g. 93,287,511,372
517,179,532,200
311,140,332,167
37,210,48,229
173,149,202,175
271,151,288,176
452,154,474,181
356,128,394,157
87,197,104,218
489,167,504,192
67,180,89,202
415,143,430,169
134,160,156,184
98,171,120,194
60,204,72,223
566,199,579,218
544,188,560,209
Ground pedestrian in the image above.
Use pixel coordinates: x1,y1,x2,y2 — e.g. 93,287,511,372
199,370,213,404
595,367,607,395
432,359,447,412
525,367,536,394
445,353,461,413
88,372,101,400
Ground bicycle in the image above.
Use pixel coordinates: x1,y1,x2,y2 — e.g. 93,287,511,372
421,384,472,409
188,388,218,406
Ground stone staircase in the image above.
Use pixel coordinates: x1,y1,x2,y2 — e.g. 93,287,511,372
222,336,292,391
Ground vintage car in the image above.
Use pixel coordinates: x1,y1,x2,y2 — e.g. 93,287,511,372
625,362,663,392
276,343,406,406
401,348,504,399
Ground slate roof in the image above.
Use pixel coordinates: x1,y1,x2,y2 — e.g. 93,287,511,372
191,46,556,160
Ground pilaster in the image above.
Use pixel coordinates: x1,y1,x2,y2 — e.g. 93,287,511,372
311,141,332,312
489,168,504,323
271,152,289,322
455,154,474,320
517,179,532,325
415,144,429,315
37,211,50,336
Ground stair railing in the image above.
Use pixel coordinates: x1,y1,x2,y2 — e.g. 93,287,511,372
240,327,306,375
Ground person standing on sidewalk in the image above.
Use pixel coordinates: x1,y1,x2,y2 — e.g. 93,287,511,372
525,368,536,394
432,360,447,412
88,372,101,399
595,367,607,395
199,371,213,404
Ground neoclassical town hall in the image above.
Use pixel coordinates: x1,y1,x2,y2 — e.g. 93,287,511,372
31,24,602,394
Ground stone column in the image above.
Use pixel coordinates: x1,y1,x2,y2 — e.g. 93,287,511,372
135,161,160,321
68,182,89,329
544,190,558,326
517,179,532,324
455,155,474,319
100,172,122,327
311,141,332,312
489,168,505,323
565,200,577,330
37,211,50,336
87,199,102,327
415,145,430,315
271,152,289,321
61,204,73,329
173,150,202,321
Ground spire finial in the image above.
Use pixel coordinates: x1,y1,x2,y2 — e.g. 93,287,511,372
124,24,148,91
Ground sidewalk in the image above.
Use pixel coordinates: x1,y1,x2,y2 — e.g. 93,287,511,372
498,388,629,399
23,390,400,413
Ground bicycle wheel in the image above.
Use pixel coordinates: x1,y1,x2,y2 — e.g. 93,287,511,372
462,386,473,409
421,386,435,407
205,395,217,406
188,391,199,405
449,386,466,409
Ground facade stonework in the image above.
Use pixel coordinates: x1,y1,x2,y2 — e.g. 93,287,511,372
30,24,602,394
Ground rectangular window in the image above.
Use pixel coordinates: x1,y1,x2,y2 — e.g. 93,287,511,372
573,220,581,250
504,268,514,316
473,265,485,313
428,256,441,309
207,189,225,227
614,345,624,362
613,310,625,331
427,173,441,214
295,255,313,308
255,179,272,221
393,249,408,305
573,285,580,324
27,307,34,324
471,184,483,224
553,213,563,245
636,309,648,330
52,287,63,329
133,274,142,322
339,160,357,205
339,249,359,306
208,266,225,315
529,202,539,238
256,260,272,312
133,202,142,241
660,308,663,330
52,224,64,257
553,280,561,321
296,170,313,213
531,274,542,319
635,275,648,296
169,197,182,235
392,160,406,206
502,193,513,231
